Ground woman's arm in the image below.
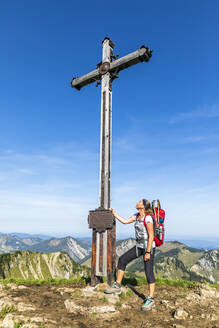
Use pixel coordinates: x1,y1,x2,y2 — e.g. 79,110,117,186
110,208,135,224
144,222,154,261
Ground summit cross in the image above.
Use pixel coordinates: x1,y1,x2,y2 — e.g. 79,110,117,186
71,37,152,286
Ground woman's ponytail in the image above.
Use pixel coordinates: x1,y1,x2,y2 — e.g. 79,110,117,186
142,199,153,215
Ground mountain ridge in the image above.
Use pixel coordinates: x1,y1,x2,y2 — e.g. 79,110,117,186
0,233,218,283
82,238,219,284
0,234,91,263
0,250,89,280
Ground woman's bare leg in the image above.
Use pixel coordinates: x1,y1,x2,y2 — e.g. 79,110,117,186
116,269,125,284
149,282,155,297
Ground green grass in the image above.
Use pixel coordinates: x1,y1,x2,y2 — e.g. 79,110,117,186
70,290,82,298
14,321,24,328
101,296,108,302
155,277,198,288
120,289,133,300
155,277,219,289
115,301,122,307
122,275,219,289
91,312,97,318
0,277,87,286
175,294,186,298
0,305,17,319
0,275,218,290
209,283,219,289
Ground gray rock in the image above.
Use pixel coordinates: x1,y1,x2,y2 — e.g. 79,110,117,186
0,298,15,311
199,285,219,299
172,308,189,320
64,299,84,314
104,293,120,304
2,314,26,328
160,299,174,309
206,313,219,321
90,305,116,313
30,317,44,323
81,286,96,297
17,302,36,312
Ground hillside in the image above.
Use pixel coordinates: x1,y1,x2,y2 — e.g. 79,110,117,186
0,250,89,280
82,238,219,283
1,234,218,283
127,240,219,283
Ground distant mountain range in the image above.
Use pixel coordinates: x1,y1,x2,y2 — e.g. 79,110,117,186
0,233,218,284
2,232,218,250
0,232,54,240
0,233,91,263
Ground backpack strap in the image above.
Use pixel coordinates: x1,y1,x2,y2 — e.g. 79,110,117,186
144,214,156,240
157,199,160,224
152,200,158,228
152,200,156,214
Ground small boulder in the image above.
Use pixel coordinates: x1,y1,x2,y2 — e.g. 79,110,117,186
104,294,120,304
2,314,26,328
94,282,109,292
64,299,84,314
0,298,15,311
81,286,96,297
121,304,131,309
160,299,174,309
17,302,36,312
206,313,219,321
17,285,27,290
172,308,189,320
30,317,44,323
186,293,201,302
199,285,219,299
90,305,116,313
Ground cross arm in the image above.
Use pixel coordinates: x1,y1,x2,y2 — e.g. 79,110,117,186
71,45,152,91
109,46,152,75
71,68,102,91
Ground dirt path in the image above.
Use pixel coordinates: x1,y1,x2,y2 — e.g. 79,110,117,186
0,282,218,328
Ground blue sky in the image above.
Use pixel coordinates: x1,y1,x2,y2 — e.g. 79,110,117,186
0,0,218,239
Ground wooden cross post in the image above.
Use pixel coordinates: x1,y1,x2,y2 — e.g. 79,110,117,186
71,37,152,286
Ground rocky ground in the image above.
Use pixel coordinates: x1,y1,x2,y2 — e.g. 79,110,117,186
0,281,218,328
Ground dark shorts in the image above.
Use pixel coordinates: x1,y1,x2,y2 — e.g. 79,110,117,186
117,246,156,284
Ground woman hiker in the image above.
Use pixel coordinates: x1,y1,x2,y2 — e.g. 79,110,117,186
104,199,156,311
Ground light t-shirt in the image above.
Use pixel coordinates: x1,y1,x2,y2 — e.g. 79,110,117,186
134,214,156,249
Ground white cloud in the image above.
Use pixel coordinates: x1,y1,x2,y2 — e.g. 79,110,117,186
0,145,99,235
169,103,219,124
0,138,218,238
178,136,207,143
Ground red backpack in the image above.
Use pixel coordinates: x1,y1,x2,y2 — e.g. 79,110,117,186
144,200,165,247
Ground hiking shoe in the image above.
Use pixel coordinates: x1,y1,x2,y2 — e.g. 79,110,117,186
104,282,121,295
141,297,155,311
